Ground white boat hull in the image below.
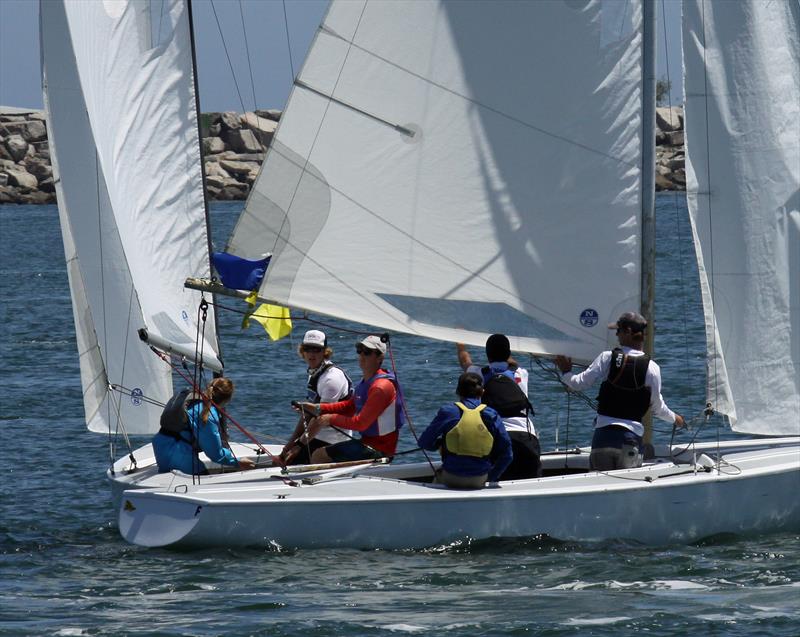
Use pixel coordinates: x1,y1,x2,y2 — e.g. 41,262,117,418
117,439,800,549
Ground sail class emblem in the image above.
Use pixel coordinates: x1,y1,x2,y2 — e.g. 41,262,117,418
580,309,599,327
123,500,136,512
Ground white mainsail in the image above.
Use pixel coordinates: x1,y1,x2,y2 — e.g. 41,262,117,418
40,0,219,435
230,0,650,362
683,0,800,435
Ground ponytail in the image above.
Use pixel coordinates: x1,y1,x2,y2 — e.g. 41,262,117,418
200,377,234,424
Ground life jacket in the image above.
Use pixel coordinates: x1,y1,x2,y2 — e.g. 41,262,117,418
444,402,494,459
158,388,202,442
306,361,353,403
481,364,534,419
354,370,405,438
596,348,652,421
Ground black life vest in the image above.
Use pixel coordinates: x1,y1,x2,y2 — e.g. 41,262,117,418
158,388,201,441
481,364,534,419
306,361,353,402
596,348,652,421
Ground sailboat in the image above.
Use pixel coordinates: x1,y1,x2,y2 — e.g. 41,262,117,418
42,0,799,550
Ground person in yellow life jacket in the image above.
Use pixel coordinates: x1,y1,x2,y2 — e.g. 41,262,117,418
419,372,513,488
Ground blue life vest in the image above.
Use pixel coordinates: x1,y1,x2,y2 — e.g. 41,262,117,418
354,371,405,438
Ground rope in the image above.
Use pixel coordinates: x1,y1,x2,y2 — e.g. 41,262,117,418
209,0,247,115
238,0,258,111
281,0,296,81
385,335,437,475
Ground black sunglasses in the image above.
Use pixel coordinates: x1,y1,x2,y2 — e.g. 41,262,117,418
302,345,324,353
355,345,377,355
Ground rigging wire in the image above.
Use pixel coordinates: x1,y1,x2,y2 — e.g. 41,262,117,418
209,0,247,114
282,0,296,81
238,0,258,111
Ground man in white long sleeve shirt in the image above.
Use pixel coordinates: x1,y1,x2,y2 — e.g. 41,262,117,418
555,312,685,470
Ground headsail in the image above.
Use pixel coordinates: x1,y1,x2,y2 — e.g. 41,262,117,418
230,0,650,362
683,0,800,434
40,0,219,434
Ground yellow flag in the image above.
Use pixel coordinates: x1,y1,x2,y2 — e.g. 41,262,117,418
248,303,293,341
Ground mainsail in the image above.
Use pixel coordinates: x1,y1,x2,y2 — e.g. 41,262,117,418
230,0,651,363
683,0,800,435
40,0,219,435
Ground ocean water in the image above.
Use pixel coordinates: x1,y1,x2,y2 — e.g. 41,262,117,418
0,196,797,637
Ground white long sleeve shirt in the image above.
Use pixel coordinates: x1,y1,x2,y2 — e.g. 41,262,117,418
560,346,677,437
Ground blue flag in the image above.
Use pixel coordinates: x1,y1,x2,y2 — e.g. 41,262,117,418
211,252,271,291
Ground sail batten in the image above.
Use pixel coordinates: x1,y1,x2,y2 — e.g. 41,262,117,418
683,0,800,435
232,0,648,362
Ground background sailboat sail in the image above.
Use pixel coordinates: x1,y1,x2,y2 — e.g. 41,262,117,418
683,0,800,435
230,0,650,362
40,0,219,435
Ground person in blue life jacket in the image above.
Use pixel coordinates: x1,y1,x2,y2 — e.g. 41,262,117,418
457,333,541,479
278,329,354,465
152,377,256,475
419,372,513,489
555,311,686,471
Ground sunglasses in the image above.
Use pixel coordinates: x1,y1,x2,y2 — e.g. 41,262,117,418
302,345,324,353
355,345,378,355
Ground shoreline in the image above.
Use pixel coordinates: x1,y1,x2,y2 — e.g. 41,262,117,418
1,106,686,205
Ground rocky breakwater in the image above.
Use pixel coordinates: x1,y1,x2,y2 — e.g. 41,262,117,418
1,106,687,205
655,106,685,191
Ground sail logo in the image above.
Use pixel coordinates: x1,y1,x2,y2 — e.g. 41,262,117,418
580,309,599,327
181,310,189,323
130,388,143,406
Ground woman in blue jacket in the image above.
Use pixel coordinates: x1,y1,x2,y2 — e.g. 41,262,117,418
152,377,255,474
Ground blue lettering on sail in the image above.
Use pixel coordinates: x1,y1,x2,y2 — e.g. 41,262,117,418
130,388,143,406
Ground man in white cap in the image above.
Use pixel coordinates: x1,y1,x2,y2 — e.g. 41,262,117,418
554,311,685,470
279,329,353,465
297,334,404,463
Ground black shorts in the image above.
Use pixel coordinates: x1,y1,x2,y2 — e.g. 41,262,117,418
499,431,542,480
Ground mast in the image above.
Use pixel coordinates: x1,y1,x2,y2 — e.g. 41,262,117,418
640,0,657,445
186,0,224,370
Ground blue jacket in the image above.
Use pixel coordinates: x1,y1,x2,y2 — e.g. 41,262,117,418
419,397,512,482
152,402,239,474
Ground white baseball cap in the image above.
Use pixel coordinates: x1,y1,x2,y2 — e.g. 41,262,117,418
302,329,326,347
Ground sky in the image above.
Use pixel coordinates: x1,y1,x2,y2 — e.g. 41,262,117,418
0,0,684,113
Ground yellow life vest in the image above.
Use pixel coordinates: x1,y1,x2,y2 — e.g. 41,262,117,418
445,402,494,458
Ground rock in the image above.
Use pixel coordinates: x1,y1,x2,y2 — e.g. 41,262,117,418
220,111,241,131
656,106,683,132
0,173,7,187
205,174,226,189
222,127,262,154
4,165,38,189
208,122,222,137
655,172,673,191
4,120,47,142
665,130,684,147
5,134,29,162
0,186,14,203
205,162,231,178
227,152,264,162
255,109,281,122
202,136,226,155
23,157,52,182
219,158,260,176
241,112,278,147
38,177,55,193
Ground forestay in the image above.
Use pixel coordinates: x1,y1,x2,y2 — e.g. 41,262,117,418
40,0,219,434
683,0,800,435
230,0,650,362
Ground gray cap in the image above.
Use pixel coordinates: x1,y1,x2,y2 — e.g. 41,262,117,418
608,311,648,333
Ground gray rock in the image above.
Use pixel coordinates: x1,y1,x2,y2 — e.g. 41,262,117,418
656,106,683,132
255,109,282,122
4,165,38,189
220,111,241,131
665,130,684,147
202,136,226,155
5,135,28,162
38,177,55,193
241,112,277,147
200,112,221,137
205,162,231,178
24,158,53,182
219,159,260,176
208,123,222,137
4,120,48,142
227,152,264,162
223,128,262,154
0,173,7,187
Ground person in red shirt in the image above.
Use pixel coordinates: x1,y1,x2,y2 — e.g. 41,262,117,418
296,335,404,463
